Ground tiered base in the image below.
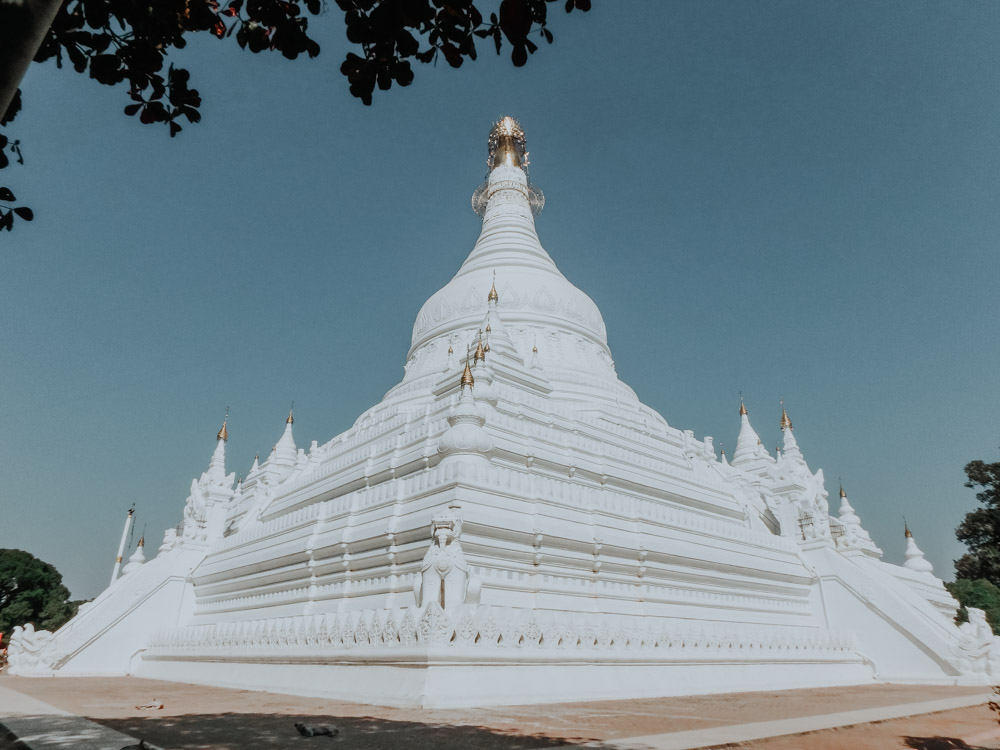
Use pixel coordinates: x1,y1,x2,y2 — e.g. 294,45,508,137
138,603,874,707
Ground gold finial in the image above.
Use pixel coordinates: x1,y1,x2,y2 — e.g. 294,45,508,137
488,271,499,303
904,521,912,538
217,405,230,441
739,398,747,416
474,330,485,362
489,117,525,169
137,535,144,547
484,341,490,353
448,345,453,354
779,401,792,431
840,483,846,498
461,345,475,388
286,402,294,425
532,344,538,353
485,324,492,334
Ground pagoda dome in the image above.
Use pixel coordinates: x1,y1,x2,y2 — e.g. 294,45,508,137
405,120,618,389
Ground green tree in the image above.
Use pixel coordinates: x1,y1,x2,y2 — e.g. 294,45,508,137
955,457,1000,588
0,549,79,645
945,578,1000,636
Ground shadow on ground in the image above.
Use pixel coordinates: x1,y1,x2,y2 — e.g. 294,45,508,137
903,738,994,750
94,712,609,750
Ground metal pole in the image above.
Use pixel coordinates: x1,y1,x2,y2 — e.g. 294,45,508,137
110,508,134,585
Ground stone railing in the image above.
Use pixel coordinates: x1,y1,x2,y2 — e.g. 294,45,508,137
149,603,858,662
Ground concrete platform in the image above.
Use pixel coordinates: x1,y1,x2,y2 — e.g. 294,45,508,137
0,675,996,749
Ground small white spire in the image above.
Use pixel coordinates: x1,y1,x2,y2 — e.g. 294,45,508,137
732,398,769,466
903,523,935,574
122,536,146,574
272,410,297,468
780,403,803,460
838,483,861,527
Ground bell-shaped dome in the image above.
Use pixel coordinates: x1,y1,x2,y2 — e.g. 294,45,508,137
404,118,619,389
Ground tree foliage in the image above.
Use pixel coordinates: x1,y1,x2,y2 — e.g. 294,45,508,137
0,549,78,644
955,457,1000,588
946,578,1000,636
0,0,591,230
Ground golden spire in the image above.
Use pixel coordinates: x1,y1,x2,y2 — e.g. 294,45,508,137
739,398,747,416
904,520,912,538
839,484,846,498
532,344,538,353
779,402,792,431
484,340,490,353
489,117,524,169
474,330,485,362
137,535,144,547
460,346,475,389
485,324,492,334
286,402,294,425
488,271,499,303
448,345,453,354
217,418,229,442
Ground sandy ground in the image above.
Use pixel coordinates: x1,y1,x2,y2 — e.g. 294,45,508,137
1,676,997,749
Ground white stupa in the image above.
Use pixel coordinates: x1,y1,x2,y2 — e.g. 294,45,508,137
11,117,1000,702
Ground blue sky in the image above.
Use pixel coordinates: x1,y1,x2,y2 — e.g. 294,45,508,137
1,0,998,599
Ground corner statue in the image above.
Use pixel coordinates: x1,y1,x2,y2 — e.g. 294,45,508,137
414,505,480,611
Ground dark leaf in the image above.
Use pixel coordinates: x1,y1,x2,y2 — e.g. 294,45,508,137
13,206,33,221
124,103,142,116
1,89,22,126
0,188,15,202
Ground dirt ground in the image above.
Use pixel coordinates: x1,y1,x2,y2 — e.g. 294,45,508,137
1,676,997,749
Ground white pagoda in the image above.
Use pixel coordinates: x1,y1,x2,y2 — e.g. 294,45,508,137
11,117,999,706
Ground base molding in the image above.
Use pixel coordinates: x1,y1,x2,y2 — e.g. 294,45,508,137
137,652,875,708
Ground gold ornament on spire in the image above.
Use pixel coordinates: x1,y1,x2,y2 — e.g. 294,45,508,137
739,398,747,416
488,272,499,303
217,419,229,442
137,535,144,547
840,484,847,498
489,116,525,169
461,345,475,389
461,362,475,388
904,520,912,538
474,331,485,362
780,403,792,431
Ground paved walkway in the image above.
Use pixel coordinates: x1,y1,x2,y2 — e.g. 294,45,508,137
0,676,996,749
0,684,156,750
601,692,993,749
